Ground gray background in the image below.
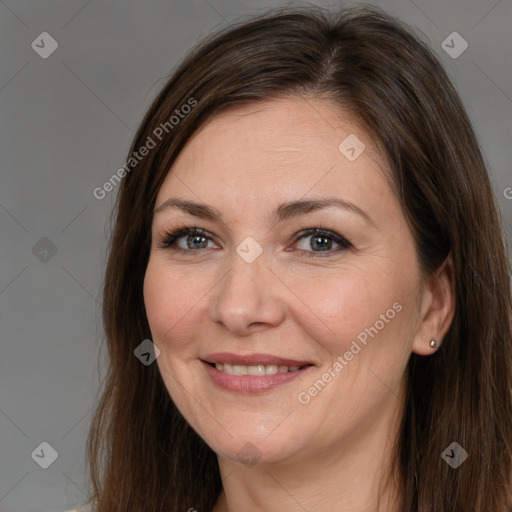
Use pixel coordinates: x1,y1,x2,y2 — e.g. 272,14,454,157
0,1,510,511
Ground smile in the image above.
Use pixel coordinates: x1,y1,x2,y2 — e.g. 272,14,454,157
213,363,305,375
201,353,315,393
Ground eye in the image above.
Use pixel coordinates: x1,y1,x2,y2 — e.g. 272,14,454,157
292,228,352,257
157,226,218,253
157,225,352,258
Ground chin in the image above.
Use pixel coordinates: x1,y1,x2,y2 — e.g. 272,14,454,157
196,420,317,468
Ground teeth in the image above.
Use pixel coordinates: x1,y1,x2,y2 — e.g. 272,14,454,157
232,365,247,376
266,365,278,375
247,365,265,376
214,363,303,375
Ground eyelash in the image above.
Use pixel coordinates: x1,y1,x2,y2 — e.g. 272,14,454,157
156,224,352,258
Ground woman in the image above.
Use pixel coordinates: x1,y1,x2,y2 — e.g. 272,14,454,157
82,4,512,512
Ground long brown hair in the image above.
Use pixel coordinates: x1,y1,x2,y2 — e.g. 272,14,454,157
84,5,512,511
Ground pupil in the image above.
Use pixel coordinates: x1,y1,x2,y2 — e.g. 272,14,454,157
313,235,331,251
189,235,207,249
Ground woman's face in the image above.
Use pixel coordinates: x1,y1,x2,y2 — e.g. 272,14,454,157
143,96,430,465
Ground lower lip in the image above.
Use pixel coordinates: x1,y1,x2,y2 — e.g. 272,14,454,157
201,361,313,394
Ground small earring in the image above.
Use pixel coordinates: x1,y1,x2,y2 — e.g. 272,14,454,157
430,338,437,348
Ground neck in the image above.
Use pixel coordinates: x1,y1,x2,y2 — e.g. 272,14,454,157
212,383,405,512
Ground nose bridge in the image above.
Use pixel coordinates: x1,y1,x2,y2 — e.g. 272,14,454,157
210,240,286,332
225,232,269,288
219,243,270,306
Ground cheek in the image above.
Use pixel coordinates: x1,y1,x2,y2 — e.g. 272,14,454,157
143,259,204,350
294,267,402,358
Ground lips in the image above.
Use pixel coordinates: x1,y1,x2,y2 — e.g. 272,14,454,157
201,352,315,394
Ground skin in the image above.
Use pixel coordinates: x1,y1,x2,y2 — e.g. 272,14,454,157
143,95,455,512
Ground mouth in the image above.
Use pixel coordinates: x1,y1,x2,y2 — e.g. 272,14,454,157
207,362,311,375
200,353,315,394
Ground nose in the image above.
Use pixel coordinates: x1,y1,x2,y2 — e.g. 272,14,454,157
209,247,287,336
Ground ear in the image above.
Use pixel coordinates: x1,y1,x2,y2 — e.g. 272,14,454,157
412,254,456,356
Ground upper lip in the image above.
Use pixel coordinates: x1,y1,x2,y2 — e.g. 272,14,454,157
202,352,314,367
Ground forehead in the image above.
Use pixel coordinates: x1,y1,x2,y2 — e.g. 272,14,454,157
183,96,384,160
156,96,392,208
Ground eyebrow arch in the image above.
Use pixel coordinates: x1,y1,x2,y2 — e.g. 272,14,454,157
154,197,372,225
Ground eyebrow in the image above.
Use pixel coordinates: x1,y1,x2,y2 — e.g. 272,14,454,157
154,197,373,226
